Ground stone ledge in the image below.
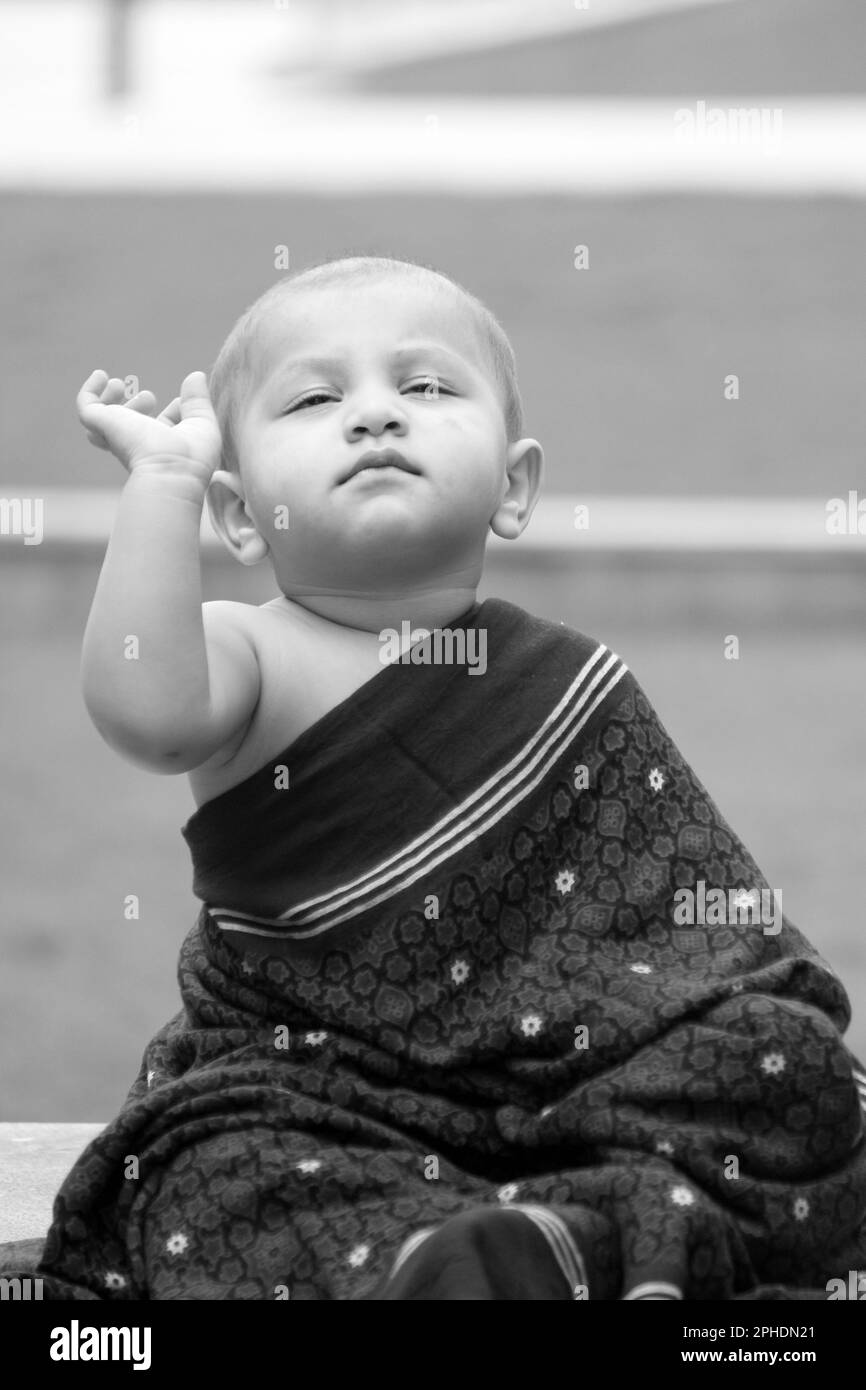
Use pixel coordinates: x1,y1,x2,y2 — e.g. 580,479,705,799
0,1123,103,1243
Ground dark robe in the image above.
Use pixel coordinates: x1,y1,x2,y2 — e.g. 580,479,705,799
22,598,866,1299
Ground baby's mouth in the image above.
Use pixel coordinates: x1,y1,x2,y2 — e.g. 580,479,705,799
342,448,421,483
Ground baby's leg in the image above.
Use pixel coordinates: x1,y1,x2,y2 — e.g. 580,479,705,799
367,1204,619,1300
135,1128,490,1300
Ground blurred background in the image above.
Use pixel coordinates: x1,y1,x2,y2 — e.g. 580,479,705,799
1,0,864,1119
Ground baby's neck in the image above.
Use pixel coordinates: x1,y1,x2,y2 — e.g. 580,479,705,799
285,586,479,636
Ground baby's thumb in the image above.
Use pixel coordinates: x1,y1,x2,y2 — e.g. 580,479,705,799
178,370,217,422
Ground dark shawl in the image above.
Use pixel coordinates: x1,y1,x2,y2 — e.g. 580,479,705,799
24,598,866,1299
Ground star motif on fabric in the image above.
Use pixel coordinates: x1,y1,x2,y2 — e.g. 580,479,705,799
648,767,665,792
656,1140,674,1156
730,981,745,994
304,1031,329,1046
166,1232,189,1256
347,1243,370,1268
792,1198,810,1222
555,868,576,896
760,1051,786,1076
104,1270,127,1290
630,962,653,975
241,959,256,976
497,1183,520,1204
450,958,470,986
520,1013,543,1037
732,889,758,913
296,1158,322,1175
670,1185,695,1207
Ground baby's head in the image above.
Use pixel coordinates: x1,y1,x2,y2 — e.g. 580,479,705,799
206,256,542,606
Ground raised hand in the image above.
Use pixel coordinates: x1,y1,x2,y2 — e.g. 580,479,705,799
76,369,223,488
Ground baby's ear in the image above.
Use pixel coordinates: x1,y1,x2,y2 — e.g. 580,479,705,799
206,468,240,524
209,467,240,493
489,438,543,541
206,470,268,566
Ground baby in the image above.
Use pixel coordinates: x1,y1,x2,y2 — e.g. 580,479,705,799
30,257,866,1300
76,257,534,809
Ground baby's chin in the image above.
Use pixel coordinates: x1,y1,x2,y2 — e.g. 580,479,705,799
273,548,484,600
290,510,477,556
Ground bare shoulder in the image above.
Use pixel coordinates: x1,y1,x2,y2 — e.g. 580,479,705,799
200,595,297,649
188,596,305,796
201,596,265,637
188,595,383,805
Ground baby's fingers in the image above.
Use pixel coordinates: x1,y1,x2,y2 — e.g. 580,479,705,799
178,370,217,422
123,389,158,415
84,390,156,450
158,396,182,426
76,369,110,420
101,377,129,404
77,371,137,421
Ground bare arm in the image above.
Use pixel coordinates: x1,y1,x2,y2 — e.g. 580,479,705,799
77,369,261,773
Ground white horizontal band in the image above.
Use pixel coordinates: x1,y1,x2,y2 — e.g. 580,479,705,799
4,491,863,555
623,1281,684,1300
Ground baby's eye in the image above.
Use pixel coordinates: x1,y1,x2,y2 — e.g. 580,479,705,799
284,392,334,413
405,379,453,395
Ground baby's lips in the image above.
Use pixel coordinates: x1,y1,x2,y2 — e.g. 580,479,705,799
342,448,420,482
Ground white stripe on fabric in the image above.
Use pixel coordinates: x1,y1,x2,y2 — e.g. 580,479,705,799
215,643,617,929
506,1204,588,1298
516,1208,586,1292
622,1281,683,1300
211,649,629,939
388,1226,438,1280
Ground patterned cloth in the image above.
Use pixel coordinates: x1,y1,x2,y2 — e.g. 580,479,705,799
26,598,866,1299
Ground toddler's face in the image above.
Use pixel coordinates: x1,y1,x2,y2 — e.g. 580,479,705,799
232,278,515,594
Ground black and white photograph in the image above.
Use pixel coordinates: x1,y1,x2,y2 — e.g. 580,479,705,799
1,0,865,1350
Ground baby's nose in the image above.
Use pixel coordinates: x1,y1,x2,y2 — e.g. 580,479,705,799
343,389,408,436
346,398,408,437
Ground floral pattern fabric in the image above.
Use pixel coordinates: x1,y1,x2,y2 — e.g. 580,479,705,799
24,598,866,1300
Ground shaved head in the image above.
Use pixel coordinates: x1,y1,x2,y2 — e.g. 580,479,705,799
208,256,524,477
